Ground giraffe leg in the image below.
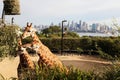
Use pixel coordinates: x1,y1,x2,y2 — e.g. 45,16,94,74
17,64,24,80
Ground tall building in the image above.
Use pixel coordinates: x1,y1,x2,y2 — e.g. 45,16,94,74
79,20,82,30
81,22,88,31
91,23,97,32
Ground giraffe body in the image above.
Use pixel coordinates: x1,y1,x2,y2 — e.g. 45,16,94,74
32,40,65,70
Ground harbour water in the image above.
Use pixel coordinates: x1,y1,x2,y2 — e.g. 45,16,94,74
77,32,119,37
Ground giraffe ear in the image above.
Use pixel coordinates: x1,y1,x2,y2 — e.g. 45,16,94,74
27,22,29,27
30,23,32,27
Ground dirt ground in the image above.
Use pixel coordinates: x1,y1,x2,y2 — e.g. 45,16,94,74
0,55,113,79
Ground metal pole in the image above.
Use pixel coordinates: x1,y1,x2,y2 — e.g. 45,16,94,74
61,20,67,55
2,2,5,24
11,17,14,25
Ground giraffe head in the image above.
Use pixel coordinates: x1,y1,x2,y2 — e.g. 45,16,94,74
22,22,37,39
18,45,28,55
18,38,22,46
31,40,40,52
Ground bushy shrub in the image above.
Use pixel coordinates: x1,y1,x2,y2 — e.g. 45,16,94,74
1,64,120,80
79,37,93,50
0,25,20,57
97,38,120,57
20,64,120,80
64,31,80,38
23,36,120,59
17,65,99,80
97,49,114,60
102,64,120,80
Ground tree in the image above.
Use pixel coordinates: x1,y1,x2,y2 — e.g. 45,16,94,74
111,18,120,34
41,25,80,38
64,31,80,38
42,26,61,34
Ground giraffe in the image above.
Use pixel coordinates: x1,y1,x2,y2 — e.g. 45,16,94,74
22,22,68,72
17,37,35,79
22,22,44,68
31,40,66,70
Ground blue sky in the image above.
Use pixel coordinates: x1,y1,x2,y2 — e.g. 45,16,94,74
0,0,120,27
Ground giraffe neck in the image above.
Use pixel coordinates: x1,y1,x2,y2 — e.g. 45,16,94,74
19,51,34,69
17,37,34,69
32,32,43,44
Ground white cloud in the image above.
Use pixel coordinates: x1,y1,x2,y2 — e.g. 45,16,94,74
87,17,120,26
26,0,120,16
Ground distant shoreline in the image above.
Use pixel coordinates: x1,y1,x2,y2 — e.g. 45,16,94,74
77,32,119,37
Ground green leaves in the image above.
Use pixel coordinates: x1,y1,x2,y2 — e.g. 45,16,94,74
42,26,61,34
0,25,20,58
23,37,120,59
41,26,80,38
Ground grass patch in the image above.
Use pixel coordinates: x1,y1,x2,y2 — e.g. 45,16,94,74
1,64,120,80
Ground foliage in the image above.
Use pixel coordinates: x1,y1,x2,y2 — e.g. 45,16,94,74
97,48,114,60
102,64,120,80
22,36,120,60
64,31,80,38
97,38,120,57
77,48,83,55
39,38,81,51
1,24,120,60
42,26,61,34
2,64,120,80
112,18,120,33
16,65,99,80
0,25,20,58
4,0,20,15
80,37,93,50
40,25,80,38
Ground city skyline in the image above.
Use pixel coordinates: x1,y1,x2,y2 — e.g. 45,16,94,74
0,0,120,27
35,20,115,33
